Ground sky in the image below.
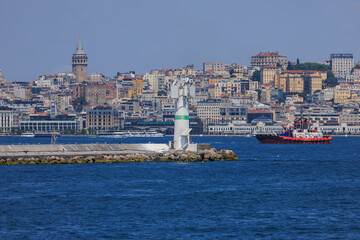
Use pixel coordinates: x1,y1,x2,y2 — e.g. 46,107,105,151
0,0,359,82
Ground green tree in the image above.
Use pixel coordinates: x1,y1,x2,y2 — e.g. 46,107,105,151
73,96,88,112
252,70,260,82
291,62,330,71
255,89,261,100
296,58,300,64
325,71,338,87
287,61,293,70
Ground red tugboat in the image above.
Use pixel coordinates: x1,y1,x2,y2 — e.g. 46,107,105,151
256,116,332,144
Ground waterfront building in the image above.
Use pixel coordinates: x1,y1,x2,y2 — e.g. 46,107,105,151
250,51,287,67
0,107,19,132
330,53,354,80
20,114,80,132
72,35,88,83
86,107,120,130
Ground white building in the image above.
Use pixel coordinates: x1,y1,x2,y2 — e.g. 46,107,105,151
143,71,165,91
0,108,19,132
330,53,354,80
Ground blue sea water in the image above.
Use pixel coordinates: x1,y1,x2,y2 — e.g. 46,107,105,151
1,136,360,239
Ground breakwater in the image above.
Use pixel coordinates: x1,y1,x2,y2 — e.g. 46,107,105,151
0,143,238,165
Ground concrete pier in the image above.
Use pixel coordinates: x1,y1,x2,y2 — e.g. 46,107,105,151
0,143,238,165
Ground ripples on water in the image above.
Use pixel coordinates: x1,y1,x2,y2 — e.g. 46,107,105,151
0,136,360,239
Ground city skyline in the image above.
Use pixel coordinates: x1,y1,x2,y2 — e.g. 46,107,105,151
1,0,360,81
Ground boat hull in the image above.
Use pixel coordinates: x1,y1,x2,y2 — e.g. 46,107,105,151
256,134,332,144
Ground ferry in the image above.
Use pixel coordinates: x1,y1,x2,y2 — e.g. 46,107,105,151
34,132,61,138
256,116,332,144
21,132,35,137
96,131,126,138
96,131,164,138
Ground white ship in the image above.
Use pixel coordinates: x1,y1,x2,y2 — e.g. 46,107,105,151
96,131,164,138
21,132,35,137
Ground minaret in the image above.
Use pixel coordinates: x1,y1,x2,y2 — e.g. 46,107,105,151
72,35,88,83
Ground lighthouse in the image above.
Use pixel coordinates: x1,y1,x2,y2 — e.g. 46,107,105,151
171,77,195,150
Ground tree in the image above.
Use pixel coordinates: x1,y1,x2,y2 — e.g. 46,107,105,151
252,70,260,82
73,96,88,112
296,58,300,64
291,62,330,71
287,61,293,70
255,89,261,100
325,71,338,87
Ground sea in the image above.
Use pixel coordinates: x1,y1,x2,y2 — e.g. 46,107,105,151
1,136,360,239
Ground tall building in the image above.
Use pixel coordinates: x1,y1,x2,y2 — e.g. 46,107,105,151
250,51,287,67
330,53,354,80
72,35,88,83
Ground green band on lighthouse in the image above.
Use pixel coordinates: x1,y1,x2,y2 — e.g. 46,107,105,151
175,115,189,120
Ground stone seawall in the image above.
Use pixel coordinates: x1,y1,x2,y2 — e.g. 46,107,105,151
0,144,238,165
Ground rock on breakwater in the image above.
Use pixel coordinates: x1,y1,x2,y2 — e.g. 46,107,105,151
0,148,238,165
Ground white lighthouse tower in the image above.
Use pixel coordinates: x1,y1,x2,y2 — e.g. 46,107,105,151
171,77,195,150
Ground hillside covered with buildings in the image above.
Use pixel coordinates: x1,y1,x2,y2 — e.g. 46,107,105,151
1,40,360,136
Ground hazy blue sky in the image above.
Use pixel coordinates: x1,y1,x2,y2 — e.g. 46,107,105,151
0,0,359,81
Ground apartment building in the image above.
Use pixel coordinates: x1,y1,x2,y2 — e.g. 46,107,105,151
260,66,281,85
275,71,304,93
275,70,323,94
333,87,351,104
